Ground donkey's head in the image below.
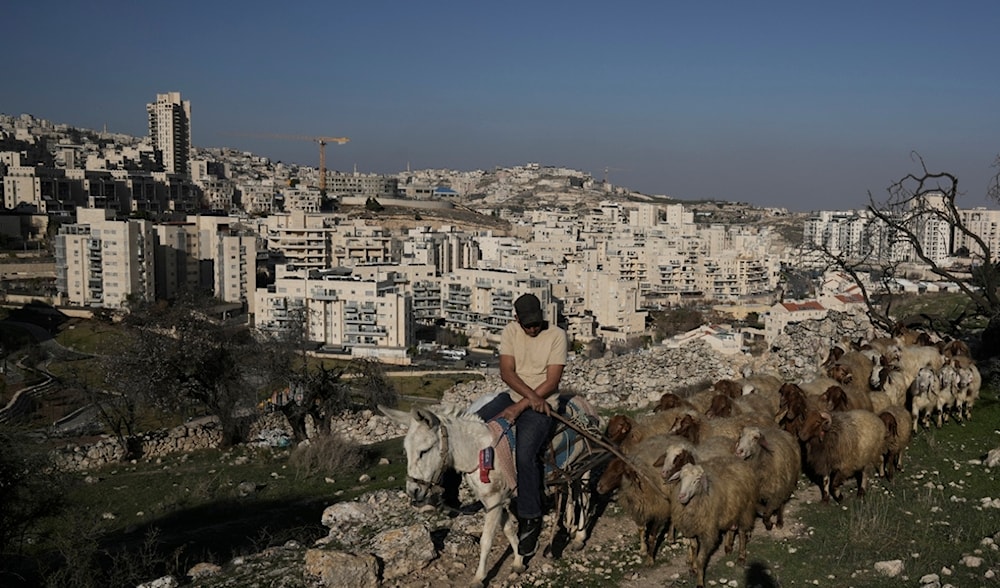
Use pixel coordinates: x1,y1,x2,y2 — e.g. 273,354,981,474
380,405,450,506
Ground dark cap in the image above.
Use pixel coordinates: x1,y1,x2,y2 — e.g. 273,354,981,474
514,293,544,326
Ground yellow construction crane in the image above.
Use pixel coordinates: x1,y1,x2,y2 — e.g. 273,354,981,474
231,133,350,194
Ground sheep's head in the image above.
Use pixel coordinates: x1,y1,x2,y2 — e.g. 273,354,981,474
655,445,695,479
705,394,733,418
596,457,628,495
670,414,700,443
798,409,832,443
605,415,633,444
714,379,742,399
654,393,684,412
735,426,762,459
827,364,853,385
670,463,707,505
820,386,849,412
821,344,845,368
878,412,898,439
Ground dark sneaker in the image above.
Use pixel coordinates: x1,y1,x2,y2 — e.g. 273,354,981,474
517,516,543,557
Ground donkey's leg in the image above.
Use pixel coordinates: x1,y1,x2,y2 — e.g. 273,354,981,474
501,507,526,573
567,471,591,550
474,496,507,588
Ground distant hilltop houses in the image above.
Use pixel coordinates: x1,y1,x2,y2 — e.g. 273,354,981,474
0,95,995,363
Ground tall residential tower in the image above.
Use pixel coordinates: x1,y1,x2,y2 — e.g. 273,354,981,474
146,92,192,176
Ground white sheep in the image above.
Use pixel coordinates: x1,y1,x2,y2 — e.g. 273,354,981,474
952,356,982,422
667,460,760,588
908,366,940,432
734,426,802,530
935,361,961,427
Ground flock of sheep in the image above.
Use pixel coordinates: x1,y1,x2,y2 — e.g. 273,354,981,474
594,327,982,588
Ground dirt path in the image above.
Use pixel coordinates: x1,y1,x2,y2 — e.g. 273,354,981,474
395,484,819,588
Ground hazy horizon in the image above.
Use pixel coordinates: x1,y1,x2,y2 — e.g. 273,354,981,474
3,1,999,212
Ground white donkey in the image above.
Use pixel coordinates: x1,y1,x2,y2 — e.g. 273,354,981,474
380,403,598,587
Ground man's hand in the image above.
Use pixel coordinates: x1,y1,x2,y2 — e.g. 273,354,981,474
499,402,527,422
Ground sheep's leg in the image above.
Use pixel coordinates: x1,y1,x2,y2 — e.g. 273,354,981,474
737,527,750,565
819,475,832,503
775,504,785,529
723,528,736,555
685,537,696,571
642,519,665,564
694,534,719,588
855,469,868,499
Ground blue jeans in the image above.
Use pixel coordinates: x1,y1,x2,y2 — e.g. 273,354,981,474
476,393,553,519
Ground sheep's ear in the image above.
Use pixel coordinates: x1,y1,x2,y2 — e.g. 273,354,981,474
667,470,681,483
758,435,772,452
652,454,665,468
775,408,788,424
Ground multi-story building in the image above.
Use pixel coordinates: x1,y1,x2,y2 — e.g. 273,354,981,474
254,265,413,363
956,208,1000,263
146,92,192,177
55,207,156,308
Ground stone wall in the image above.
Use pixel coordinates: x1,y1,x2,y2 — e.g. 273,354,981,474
52,420,222,472
53,309,878,471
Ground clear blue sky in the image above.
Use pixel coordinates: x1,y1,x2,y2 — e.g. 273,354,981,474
3,1,999,211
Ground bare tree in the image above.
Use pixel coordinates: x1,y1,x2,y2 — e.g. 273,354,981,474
816,153,1000,355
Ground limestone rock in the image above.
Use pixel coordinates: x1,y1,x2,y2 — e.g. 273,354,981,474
303,548,379,588
372,523,437,580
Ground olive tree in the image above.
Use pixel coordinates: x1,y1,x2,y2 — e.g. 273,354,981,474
104,294,268,447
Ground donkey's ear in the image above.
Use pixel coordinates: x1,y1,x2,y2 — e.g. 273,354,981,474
414,407,441,429
379,405,412,426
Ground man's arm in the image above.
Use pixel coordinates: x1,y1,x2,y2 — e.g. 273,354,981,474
499,356,564,417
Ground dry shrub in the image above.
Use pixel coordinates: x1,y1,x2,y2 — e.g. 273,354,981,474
289,433,364,479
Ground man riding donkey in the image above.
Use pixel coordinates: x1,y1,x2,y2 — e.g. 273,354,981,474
443,292,568,558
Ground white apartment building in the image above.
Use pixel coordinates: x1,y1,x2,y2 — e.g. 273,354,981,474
330,220,398,267
263,211,334,269
254,265,413,363
325,171,398,199
763,300,827,342
438,268,553,347
55,208,156,308
956,208,1000,262
147,92,192,177
803,193,1000,267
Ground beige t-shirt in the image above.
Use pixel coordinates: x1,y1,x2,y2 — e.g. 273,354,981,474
498,321,568,406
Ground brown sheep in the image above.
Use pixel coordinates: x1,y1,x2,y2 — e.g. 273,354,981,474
597,434,681,564
735,425,802,530
776,383,821,436
670,412,769,445
819,384,873,412
878,406,912,481
596,433,686,495
798,408,887,503
652,392,696,413
667,460,760,588
606,409,695,453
